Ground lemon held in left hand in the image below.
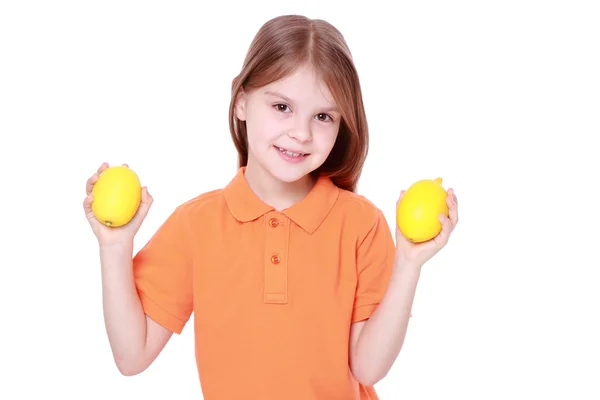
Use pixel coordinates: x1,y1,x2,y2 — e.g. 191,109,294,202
91,165,142,227
396,177,449,243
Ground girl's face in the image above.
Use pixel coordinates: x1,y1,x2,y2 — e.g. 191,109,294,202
235,63,342,186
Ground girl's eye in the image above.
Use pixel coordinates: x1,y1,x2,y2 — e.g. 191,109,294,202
273,105,333,122
316,113,333,122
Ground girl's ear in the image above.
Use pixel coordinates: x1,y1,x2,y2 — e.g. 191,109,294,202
235,91,247,121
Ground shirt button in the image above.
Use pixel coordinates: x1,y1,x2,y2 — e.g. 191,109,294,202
269,218,279,227
271,254,280,264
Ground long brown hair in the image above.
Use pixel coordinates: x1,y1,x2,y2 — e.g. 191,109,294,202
229,15,369,192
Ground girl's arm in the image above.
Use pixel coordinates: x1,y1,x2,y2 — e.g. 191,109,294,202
349,257,421,386
100,241,173,376
350,189,458,385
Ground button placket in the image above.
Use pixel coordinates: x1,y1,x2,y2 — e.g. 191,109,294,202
263,212,288,304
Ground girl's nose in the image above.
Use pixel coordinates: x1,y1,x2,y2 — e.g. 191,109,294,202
289,119,312,142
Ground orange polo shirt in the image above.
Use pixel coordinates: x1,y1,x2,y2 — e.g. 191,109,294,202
133,167,396,399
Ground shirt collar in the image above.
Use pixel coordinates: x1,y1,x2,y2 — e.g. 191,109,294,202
223,167,339,234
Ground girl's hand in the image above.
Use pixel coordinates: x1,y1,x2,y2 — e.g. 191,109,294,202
83,162,153,247
394,188,459,267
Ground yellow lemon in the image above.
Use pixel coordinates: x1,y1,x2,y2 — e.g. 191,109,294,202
396,177,449,243
91,166,142,227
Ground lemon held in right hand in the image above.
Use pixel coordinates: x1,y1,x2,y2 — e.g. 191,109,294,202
91,165,142,227
396,177,449,243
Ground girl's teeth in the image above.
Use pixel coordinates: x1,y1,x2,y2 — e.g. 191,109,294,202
278,147,304,157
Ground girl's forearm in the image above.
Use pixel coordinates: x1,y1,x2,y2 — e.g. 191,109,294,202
352,257,422,386
100,241,148,374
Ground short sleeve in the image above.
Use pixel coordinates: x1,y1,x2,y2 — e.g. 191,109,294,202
132,205,193,334
352,208,396,323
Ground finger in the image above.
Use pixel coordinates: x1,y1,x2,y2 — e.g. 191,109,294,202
122,163,129,168
446,193,453,208
396,190,406,207
434,213,452,246
97,162,109,174
86,172,99,195
446,191,457,208
129,186,153,227
449,203,458,226
86,163,110,195
439,213,452,230
448,188,457,205
141,186,153,205
446,192,459,226
83,193,92,212
82,193,99,223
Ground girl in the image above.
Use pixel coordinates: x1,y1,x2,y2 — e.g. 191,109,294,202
83,14,459,400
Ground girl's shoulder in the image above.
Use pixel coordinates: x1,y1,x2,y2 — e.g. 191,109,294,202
332,188,391,236
336,188,382,218
172,188,228,219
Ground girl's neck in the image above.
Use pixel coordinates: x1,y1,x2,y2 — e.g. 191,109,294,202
244,159,316,211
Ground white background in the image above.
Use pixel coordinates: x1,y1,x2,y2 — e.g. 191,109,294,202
1,1,599,399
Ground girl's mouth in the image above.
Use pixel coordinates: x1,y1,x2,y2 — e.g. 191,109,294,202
274,146,309,157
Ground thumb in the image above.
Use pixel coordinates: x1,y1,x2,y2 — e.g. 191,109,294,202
129,186,153,227
396,190,406,208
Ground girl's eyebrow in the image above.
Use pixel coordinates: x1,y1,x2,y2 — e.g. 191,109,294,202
264,90,293,103
264,90,340,113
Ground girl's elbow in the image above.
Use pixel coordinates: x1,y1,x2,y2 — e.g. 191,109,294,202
114,355,148,377
357,375,385,388
352,366,387,387
116,361,143,376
